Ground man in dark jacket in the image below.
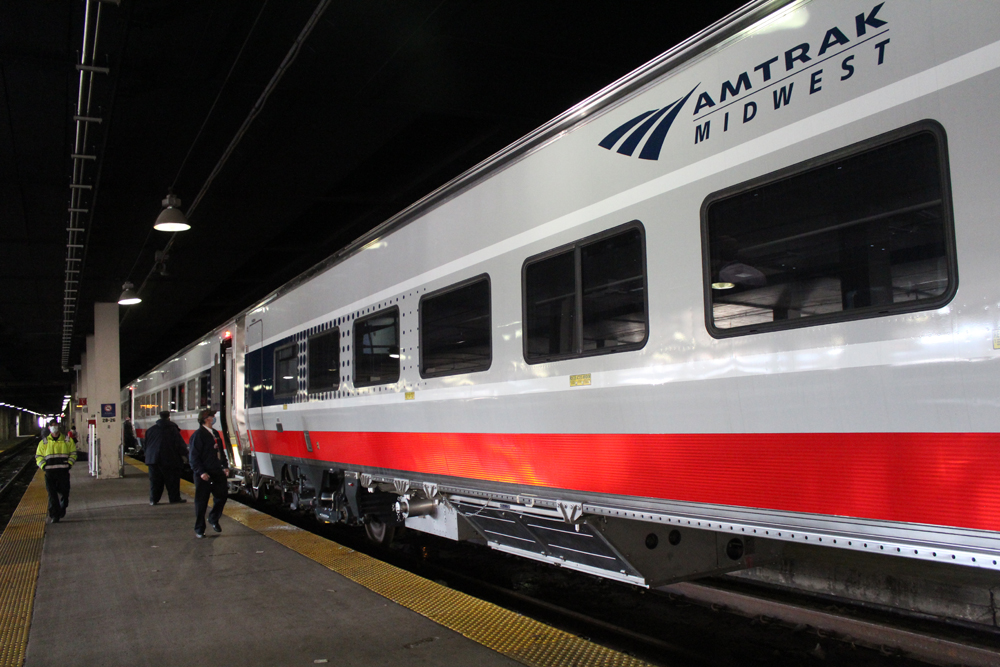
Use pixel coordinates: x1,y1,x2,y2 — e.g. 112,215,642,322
189,408,230,538
143,411,188,505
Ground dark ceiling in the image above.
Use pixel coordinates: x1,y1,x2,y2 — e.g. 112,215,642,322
1,0,744,413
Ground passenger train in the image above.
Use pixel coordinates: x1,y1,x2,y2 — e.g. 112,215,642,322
126,0,1000,598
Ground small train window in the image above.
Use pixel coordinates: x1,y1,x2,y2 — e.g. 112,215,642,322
274,344,298,397
354,307,400,387
704,122,955,336
187,378,197,411
199,371,211,408
308,329,340,392
420,276,491,378
169,386,177,411
523,222,648,363
177,383,185,412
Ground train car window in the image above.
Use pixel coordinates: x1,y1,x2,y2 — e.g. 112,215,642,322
523,222,648,363
704,123,955,336
177,384,185,412
354,307,400,387
187,379,197,411
308,329,340,392
199,372,211,408
169,386,177,411
419,276,491,378
274,343,298,397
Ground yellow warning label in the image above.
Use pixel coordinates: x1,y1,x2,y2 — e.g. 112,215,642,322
994,330,1000,350
405,392,415,400
283,404,288,410
569,373,592,387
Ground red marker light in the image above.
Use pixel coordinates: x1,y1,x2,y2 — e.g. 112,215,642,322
224,330,232,339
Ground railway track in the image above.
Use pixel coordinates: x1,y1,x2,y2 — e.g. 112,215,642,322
236,490,999,667
0,438,40,530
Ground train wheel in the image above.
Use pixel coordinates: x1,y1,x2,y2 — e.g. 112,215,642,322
364,516,396,546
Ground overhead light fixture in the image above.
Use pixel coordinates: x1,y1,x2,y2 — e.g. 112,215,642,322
118,281,142,305
153,192,191,232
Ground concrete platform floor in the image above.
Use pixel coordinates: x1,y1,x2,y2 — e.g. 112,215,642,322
23,465,526,667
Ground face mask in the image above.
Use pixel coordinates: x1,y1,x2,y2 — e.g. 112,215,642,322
211,416,217,426
49,426,59,435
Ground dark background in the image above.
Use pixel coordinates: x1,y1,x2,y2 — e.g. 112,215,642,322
0,0,745,412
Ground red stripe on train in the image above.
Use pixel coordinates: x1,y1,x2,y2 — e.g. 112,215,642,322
249,430,1000,533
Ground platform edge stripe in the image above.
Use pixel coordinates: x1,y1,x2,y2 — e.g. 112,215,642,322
125,459,652,666
0,471,47,667
226,508,653,667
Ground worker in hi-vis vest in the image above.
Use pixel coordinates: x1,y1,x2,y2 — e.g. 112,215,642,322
36,419,77,524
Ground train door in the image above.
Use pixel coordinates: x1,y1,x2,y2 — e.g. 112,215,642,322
213,334,240,473
227,317,250,477
245,316,275,481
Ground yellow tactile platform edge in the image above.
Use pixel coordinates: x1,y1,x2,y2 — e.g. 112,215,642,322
128,459,653,667
0,470,46,667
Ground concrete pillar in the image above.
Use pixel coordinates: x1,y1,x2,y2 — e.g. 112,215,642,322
91,302,122,479
84,338,95,463
72,364,83,437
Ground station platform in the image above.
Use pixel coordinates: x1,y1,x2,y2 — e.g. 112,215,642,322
0,461,650,667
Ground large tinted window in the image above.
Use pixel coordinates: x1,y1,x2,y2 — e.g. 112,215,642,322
274,344,298,397
705,125,954,335
420,277,491,378
308,329,340,392
524,223,647,363
354,308,400,387
186,379,197,411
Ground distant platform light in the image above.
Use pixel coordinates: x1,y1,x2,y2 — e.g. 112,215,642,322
118,281,141,305
154,192,191,232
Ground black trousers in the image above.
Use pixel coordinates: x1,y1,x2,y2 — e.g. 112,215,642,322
193,470,228,533
148,464,182,503
44,468,71,519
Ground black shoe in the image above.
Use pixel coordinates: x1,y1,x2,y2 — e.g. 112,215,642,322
52,517,60,524
169,499,187,504
149,501,158,506
195,531,205,539
209,521,222,533
46,516,54,524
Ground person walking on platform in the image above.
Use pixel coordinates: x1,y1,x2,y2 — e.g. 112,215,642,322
143,410,187,505
35,420,77,524
189,409,229,538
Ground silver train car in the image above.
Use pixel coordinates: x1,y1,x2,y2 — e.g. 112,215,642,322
127,0,1000,602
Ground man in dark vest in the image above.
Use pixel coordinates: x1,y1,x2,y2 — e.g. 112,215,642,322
143,410,187,505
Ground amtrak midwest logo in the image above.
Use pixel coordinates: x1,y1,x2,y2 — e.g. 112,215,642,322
597,86,698,161
599,2,890,161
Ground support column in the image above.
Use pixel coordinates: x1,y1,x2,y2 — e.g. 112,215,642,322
91,303,122,479
84,337,95,473
72,363,84,438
